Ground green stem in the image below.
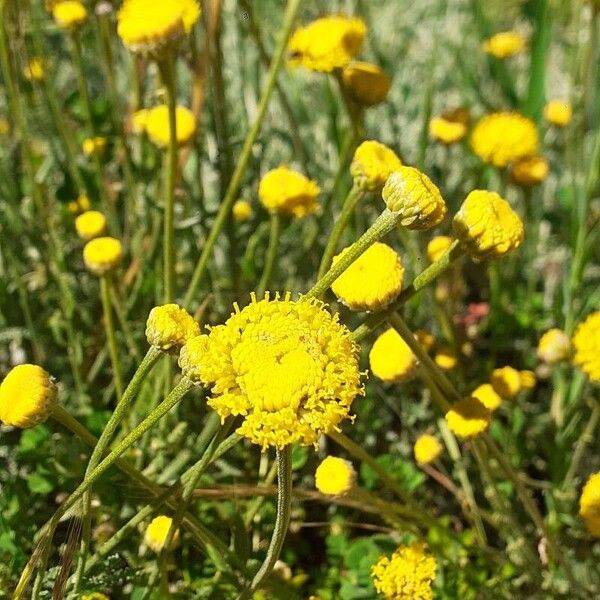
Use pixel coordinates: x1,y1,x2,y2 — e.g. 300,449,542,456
256,213,281,297
563,399,600,488
100,275,124,400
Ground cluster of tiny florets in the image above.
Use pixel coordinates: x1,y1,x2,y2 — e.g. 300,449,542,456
572,312,600,382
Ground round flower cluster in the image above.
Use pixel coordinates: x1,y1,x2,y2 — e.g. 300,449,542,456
342,62,391,106
537,328,571,364
544,100,572,127
471,383,502,412
511,155,549,186
445,396,491,439
426,236,453,263
179,293,363,449
414,434,443,465
232,200,252,223
572,311,600,381
144,105,197,147
144,515,180,552
83,237,123,276
258,166,320,218
315,456,356,496
371,542,437,600
428,116,466,144
331,242,404,311
482,31,526,58
369,328,416,383
434,347,457,370
75,210,107,240
490,366,522,399
23,59,44,82
145,304,200,351
52,1,87,30
580,472,600,537
82,137,107,158
350,140,402,192
68,194,90,214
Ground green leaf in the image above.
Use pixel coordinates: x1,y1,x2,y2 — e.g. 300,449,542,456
27,471,54,495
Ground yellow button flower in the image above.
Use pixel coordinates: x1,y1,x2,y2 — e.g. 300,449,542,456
179,293,363,449
490,366,522,399
350,140,402,192
482,31,526,58
537,328,571,364
544,100,572,127
426,236,453,263
145,105,197,147
83,237,123,276
52,1,87,30
369,328,416,383
414,434,443,465
471,112,538,167
258,166,320,218
117,0,200,54
68,193,91,214
415,329,435,351
331,242,404,311
519,370,536,390
428,116,466,144
23,59,44,82
579,472,600,537
0,364,58,429
434,347,457,370
232,199,253,223
144,515,180,552
572,311,600,382
315,456,356,496
82,137,107,158
471,383,502,412
287,16,366,73
511,155,549,186
445,396,491,439
382,166,447,230
146,304,200,351
371,542,437,600
131,108,150,134
75,210,107,240
342,62,391,106
453,190,524,260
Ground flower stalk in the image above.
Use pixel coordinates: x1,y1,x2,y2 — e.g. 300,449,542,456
256,212,281,297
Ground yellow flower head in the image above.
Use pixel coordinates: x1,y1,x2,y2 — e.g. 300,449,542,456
342,62,391,106
490,366,522,399
179,293,363,449
0,364,58,429
258,166,320,218
23,59,44,82
146,304,200,351
579,472,600,537
287,16,366,73
117,0,200,54
519,370,536,390
428,116,466,144
434,347,457,370
371,542,437,600
314,456,356,496
82,137,107,158
68,194,91,214
426,236,453,263
83,237,123,276
350,140,402,192
445,396,491,439
382,166,447,230
331,242,404,311
145,105,196,148
369,328,416,383
471,383,502,412
81,594,110,600
414,434,443,465
453,190,524,260
537,328,571,364
482,31,526,59
572,311,600,382
144,515,180,552
131,108,150,134
471,112,538,167
511,155,549,186
544,100,572,127
232,199,253,223
52,1,87,30
415,330,435,351
75,210,107,240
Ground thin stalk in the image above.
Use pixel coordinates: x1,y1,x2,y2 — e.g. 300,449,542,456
100,275,124,400
256,213,281,297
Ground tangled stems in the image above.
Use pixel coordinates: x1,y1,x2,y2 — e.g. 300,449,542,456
99,275,125,400
256,213,281,298
183,0,304,309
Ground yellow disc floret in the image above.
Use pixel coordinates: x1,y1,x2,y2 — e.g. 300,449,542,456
471,383,502,412
0,364,58,429
382,166,447,230
579,472,600,537
445,396,491,439
258,166,320,218
371,542,437,600
144,515,180,552
544,100,572,127
52,1,87,30
342,62,391,106
471,112,538,167
519,370,536,390
232,200,253,223
482,31,526,58
369,328,416,383
75,210,107,240
146,304,200,351
453,190,524,260
331,242,404,311
426,236,453,263
429,116,466,144
287,16,366,73
490,366,522,399
350,140,402,192
434,347,457,370
145,105,197,147
314,456,356,496
83,237,123,276
414,434,443,465
511,155,549,186
537,328,571,364
572,311,600,382
179,293,363,449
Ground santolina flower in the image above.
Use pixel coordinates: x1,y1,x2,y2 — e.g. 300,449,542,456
146,304,200,351
544,100,572,127
342,62,391,106
428,116,466,144
52,1,87,30
414,434,443,465
75,210,107,240
232,199,252,223
426,236,453,263
519,370,536,390
445,396,491,438
331,242,404,311
315,456,356,496
434,347,457,370
382,166,447,230
131,108,150,134
453,190,524,260
0,364,58,429
511,155,549,186
350,140,402,192
83,237,123,276
82,137,106,157
258,166,320,218
415,330,435,351
287,16,366,73
371,542,437,600
23,59,44,82
579,472,600,537
482,31,526,58
145,105,196,147
369,328,416,383
144,515,180,552
490,366,522,399
471,383,502,412
471,112,538,167
68,194,90,214
537,328,571,364
572,311,600,381
179,293,363,449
